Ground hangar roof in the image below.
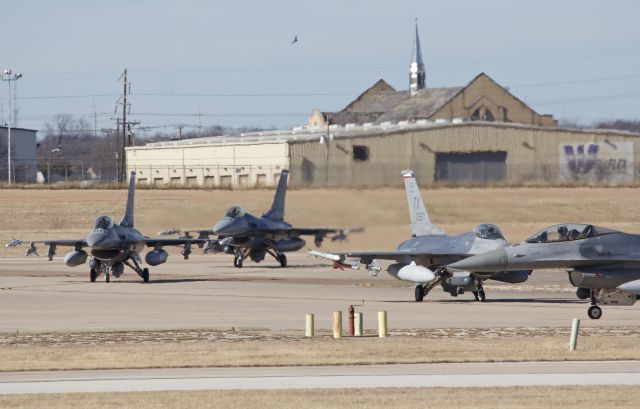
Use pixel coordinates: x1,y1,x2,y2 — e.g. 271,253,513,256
130,121,640,150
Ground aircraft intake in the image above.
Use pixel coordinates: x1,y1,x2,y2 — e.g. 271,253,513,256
145,249,168,266
63,250,88,267
273,238,305,252
91,248,122,261
387,262,435,283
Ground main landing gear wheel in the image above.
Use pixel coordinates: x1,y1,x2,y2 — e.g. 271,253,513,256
415,285,425,302
588,305,602,320
105,274,110,283
142,268,150,283
90,269,97,282
278,254,287,268
473,289,486,302
233,256,243,268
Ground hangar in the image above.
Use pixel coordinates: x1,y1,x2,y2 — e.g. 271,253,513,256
126,121,640,187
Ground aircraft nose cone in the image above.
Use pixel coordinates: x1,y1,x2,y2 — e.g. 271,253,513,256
214,218,248,236
86,231,107,248
448,248,508,272
87,230,119,249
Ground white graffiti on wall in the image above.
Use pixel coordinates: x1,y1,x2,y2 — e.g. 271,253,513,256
559,142,634,183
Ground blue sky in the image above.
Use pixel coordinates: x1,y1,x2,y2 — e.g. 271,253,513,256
3,0,640,135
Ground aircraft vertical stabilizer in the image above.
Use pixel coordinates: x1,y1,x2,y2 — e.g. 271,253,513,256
119,171,136,228
402,170,444,237
263,169,289,221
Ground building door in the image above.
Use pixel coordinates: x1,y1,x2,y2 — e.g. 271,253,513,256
435,151,507,184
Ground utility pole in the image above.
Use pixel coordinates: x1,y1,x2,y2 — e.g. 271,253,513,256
115,69,138,182
1,69,22,185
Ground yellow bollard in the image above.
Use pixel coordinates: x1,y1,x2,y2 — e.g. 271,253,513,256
354,312,363,336
378,311,387,338
333,311,342,338
305,314,314,337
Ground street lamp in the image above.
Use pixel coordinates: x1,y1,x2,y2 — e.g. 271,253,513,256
1,69,23,185
47,148,60,185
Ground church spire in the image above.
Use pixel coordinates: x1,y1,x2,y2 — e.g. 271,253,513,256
409,18,426,96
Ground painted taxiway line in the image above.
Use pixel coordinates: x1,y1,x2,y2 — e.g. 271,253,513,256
0,361,639,394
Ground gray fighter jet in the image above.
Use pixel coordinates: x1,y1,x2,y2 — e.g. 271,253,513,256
448,223,640,319
5,171,204,283
310,170,530,302
170,169,359,268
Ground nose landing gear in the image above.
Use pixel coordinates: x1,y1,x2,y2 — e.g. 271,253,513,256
588,290,602,319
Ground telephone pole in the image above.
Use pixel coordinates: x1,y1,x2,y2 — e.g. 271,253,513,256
115,69,138,182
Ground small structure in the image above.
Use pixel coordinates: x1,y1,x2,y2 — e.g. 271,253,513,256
0,126,38,183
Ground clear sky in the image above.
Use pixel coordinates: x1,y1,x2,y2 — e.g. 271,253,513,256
2,0,640,136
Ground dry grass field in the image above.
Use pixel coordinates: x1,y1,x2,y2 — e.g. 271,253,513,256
2,386,640,409
1,327,639,372
2,186,640,256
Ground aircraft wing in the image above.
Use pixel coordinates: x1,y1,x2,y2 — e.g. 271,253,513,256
142,237,208,247
5,239,88,259
309,249,461,268
287,227,364,247
159,229,215,240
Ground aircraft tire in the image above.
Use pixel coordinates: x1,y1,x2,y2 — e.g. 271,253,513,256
477,289,486,302
90,269,97,282
415,286,425,302
234,256,243,268
279,254,287,268
105,274,110,283
142,268,150,283
588,305,602,320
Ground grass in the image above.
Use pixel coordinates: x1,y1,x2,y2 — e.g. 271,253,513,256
2,386,640,409
4,186,640,257
1,331,640,372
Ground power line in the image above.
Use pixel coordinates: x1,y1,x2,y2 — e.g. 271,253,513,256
509,74,640,88
531,91,640,106
18,51,640,77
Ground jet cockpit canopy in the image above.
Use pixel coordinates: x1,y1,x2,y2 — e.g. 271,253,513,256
473,224,505,240
224,206,246,219
93,216,114,230
525,223,619,244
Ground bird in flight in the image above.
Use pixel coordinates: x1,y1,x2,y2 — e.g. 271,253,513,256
291,35,298,44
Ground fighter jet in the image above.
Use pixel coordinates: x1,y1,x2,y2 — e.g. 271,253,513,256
5,171,204,283
447,223,640,319
168,169,360,268
310,170,530,302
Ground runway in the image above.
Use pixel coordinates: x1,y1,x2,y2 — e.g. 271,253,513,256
1,254,639,332
1,361,639,394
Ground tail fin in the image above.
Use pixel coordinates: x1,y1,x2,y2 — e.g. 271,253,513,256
402,170,444,237
262,169,288,221
119,171,136,228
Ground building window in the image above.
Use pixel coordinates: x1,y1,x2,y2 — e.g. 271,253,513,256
352,145,370,162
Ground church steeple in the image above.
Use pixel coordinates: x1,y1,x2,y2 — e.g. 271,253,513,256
409,19,426,96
